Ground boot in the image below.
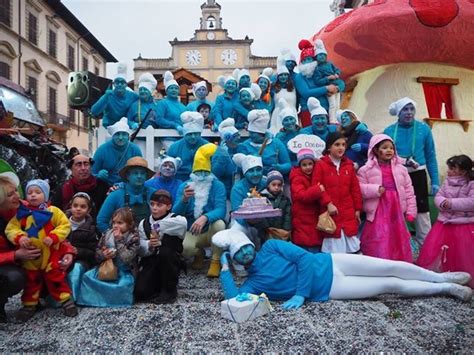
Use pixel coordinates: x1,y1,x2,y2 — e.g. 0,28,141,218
191,249,205,270
15,305,37,322
442,272,471,285
62,299,78,317
153,289,177,304
207,259,221,278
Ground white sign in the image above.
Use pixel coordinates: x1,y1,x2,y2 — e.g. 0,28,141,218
287,134,326,158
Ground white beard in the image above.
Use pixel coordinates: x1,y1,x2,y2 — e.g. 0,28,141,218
298,61,318,78
189,173,214,219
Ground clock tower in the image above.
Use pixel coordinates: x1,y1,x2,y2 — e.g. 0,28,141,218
133,0,276,101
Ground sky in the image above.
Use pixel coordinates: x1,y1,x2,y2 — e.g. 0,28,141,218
62,0,335,80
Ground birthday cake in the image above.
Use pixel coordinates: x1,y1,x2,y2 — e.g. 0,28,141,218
231,189,282,219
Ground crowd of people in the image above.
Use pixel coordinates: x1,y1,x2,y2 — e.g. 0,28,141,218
1,40,473,323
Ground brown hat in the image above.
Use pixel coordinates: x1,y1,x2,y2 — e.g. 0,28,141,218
119,157,155,180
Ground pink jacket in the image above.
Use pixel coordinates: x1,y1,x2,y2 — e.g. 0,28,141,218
435,176,474,224
357,134,417,222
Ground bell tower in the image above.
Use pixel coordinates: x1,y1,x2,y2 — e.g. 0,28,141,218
200,0,222,30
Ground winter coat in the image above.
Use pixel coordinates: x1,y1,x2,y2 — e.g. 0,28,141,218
290,166,324,247
357,134,417,222
252,189,292,233
312,155,363,238
435,176,474,225
66,212,99,269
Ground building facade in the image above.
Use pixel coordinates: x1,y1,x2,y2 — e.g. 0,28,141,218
0,0,117,150
134,0,276,102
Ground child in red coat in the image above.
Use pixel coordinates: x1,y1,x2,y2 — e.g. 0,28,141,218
290,148,324,252
312,132,363,253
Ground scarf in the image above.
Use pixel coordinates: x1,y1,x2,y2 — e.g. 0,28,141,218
62,176,98,208
342,121,360,149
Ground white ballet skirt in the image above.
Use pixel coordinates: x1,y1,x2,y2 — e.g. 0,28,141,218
270,89,297,134
321,230,360,254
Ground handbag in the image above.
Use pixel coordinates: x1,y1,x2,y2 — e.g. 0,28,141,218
317,211,337,234
97,259,118,281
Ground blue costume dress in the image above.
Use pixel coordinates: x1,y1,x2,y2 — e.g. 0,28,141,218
155,98,187,130
300,124,338,143
144,176,183,203
91,90,138,128
167,137,209,182
210,92,239,127
237,139,292,176
220,240,333,302
77,229,138,307
92,140,143,186
211,145,238,198
127,98,159,129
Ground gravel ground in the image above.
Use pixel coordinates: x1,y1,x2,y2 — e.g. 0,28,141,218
1,266,472,353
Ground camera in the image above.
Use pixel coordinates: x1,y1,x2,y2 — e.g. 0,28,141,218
405,156,420,169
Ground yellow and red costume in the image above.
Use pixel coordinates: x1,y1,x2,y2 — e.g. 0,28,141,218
5,202,72,306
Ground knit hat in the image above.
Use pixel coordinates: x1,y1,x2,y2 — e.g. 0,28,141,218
325,132,345,153
160,156,182,170
181,111,204,135
150,189,172,204
218,118,239,141
192,143,217,172
266,170,284,185
233,153,263,175
212,229,254,258
308,97,328,117
247,109,270,134
389,97,417,117
26,179,50,201
336,109,359,124
119,156,155,180
217,73,237,89
240,83,262,101
138,73,157,93
258,67,274,83
298,39,315,63
297,148,316,164
315,39,327,56
276,55,289,75
163,71,179,90
114,63,127,81
192,81,207,96
107,117,131,137
280,48,297,63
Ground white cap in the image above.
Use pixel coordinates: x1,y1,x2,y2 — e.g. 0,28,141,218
336,109,360,123
258,67,274,83
138,72,157,93
160,156,182,170
217,73,237,89
315,39,327,56
115,63,127,81
180,111,204,135
164,71,179,90
276,55,289,75
278,98,297,121
308,97,328,117
280,48,296,62
239,83,262,101
212,229,254,258
389,97,417,117
233,153,263,175
234,68,251,82
248,109,270,134
107,117,131,136
218,118,239,140
192,81,207,96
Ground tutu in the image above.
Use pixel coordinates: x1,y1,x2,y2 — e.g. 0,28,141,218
418,221,474,288
361,190,413,262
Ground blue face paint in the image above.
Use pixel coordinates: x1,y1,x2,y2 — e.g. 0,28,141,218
316,53,327,64
398,103,416,126
244,166,263,186
224,80,237,94
285,60,296,72
195,86,208,100
127,167,147,187
193,170,210,181
301,56,314,64
166,85,180,99
340,112,352,128
139,87,152,102
239,75,251,89
239,90,252,105
258,78,269,93
184,132,201,146
113,78,127,96
311,115,328,132
227,132,240,148
112,131,129,147
233,244,256,265
278,73,289,85
282,116,297,131
249,131,265,144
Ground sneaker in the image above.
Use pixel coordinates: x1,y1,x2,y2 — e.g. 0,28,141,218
448,284,473,302
442,272,472,285
153,289,177,304
15,306,37,322
62,299,78,317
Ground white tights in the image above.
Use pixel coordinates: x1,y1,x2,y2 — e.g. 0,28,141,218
329,254,451,300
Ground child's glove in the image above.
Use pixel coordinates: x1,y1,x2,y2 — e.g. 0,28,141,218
431,184,440,195
351,143,362,152
406,215,415,223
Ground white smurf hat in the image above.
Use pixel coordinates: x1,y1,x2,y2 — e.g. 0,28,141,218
280,48,296,62
160,156,182,170
278,98,297,122
247,109,270,134
218,118,239,140
389,97,417,117
115,63,127,81
192,81,207,96
258,67,274,83
163,71,179,90
107,117,131,136
240,83,262,101
233,153,263,175
212,229,254,258
138,72,157,93
181,111,204,135
315,39,327,56
276,55,289,75
308,97,328,117
217,73,237,89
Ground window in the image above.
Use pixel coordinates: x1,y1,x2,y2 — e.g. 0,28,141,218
48,29,57,58
67,45,75,70
48,87,57,114
82,57,88,71
0,0,11,27
68,107,75,123
27,76,38,105
27,12,38,45
0,61,10,80
82,111,89,128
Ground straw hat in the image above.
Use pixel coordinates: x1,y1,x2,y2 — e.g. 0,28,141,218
119,157,154,180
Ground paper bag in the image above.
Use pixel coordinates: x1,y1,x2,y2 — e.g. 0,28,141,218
97,259,118,281
221,293,272,323
317,211,337,234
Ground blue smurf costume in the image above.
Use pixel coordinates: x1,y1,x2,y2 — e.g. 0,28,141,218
300,98,337,142
144,156,183,202
210,73,239,129
232,83,261,129
275,98,300,166
127,73,158,129
186,81,213,112
255,67,275,114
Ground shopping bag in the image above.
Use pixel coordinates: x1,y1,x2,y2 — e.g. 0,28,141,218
221,293,273,323
97,259,118,281
317,211,337,234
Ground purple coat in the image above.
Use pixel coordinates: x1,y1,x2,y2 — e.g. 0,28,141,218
435,176,474,224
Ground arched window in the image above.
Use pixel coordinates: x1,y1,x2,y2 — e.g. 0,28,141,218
206,16,215,29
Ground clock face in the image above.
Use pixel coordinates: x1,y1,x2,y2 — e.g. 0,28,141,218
221,49,237,65
185,50,201,66
207,31,215,40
